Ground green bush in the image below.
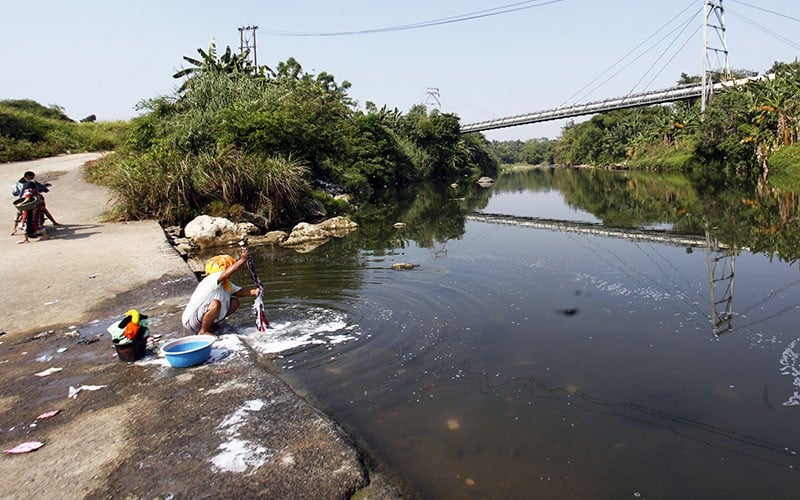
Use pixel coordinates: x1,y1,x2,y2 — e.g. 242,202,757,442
767,144,800,191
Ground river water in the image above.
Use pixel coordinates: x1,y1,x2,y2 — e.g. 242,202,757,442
233,167,800,498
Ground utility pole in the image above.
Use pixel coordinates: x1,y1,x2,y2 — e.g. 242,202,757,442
425,87,441,109
238,25,259,70
701,0,730,113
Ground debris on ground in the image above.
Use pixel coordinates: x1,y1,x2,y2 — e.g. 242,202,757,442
4,441,44,454
34,367,63,377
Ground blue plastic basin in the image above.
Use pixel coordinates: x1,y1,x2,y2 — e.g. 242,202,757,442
162,335,216,368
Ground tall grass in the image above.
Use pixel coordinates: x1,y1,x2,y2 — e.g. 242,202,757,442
96,148,311,226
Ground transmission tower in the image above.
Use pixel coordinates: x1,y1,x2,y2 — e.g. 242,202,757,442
701,0,730,112
424,87,441,109
238,25,259,70
705,225,735,336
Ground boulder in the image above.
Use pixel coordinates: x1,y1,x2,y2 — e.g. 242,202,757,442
477,176,495,188
184,215,258,249
391,263,418,270
281,217,358,249
247,230,289,246
234,210,270,232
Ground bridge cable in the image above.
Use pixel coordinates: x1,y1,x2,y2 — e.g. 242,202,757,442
571,7,702,105
727,9,800,52
730,0,800,24
632,23,701,98
261,0,566,37
561,1,700,106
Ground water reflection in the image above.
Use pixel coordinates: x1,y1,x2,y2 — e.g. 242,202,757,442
236,168,800,498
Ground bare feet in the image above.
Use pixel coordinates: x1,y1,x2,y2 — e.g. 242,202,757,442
17,238,29,244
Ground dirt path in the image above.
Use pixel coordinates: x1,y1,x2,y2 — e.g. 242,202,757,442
0,153,189,338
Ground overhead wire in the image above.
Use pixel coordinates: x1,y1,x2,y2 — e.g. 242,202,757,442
261,0,565,37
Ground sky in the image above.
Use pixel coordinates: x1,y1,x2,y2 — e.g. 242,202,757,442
1,0,798,141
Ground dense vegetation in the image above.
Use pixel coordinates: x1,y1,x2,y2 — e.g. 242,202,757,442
89,45,497,227
0,99,126,161
490,61,800,184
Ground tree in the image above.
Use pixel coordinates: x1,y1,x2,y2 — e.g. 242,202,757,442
172,40,269,92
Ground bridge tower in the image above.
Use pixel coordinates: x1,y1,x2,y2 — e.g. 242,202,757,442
705,226,735,336
701,0,731,112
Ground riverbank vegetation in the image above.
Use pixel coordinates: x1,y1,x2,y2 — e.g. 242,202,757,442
0,99,126,162
490,61,800,185
89,44,497,227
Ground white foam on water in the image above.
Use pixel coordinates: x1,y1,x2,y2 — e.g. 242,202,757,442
779,339,800,406
239,307,359,355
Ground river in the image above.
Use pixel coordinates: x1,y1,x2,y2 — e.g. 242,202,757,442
233,167,800,498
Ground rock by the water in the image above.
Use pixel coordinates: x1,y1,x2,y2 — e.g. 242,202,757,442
247,230,289,246
477,176,494,187
184,215,257,249
391,263,418,270
282,217,358,249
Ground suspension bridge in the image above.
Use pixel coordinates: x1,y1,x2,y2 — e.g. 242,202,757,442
459,0,792,134
460,75,763,133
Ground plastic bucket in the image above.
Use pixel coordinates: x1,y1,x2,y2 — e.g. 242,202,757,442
114,335,147,362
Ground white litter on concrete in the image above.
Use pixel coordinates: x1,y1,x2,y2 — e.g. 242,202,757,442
210,399,271,474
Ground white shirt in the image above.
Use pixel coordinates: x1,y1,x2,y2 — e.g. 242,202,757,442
181,271,242,325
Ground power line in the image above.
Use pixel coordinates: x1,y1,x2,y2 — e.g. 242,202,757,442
261,0,565,37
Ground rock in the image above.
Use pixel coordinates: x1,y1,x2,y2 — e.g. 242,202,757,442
391,263,418,270
477,176,494,188
184,215,254,249
235,210,270,232
247,230,289,246
282,217,358,248
315,216,359,233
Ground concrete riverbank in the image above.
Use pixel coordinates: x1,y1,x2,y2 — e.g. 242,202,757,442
0,154,402,498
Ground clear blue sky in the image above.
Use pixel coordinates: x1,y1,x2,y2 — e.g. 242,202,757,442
1,0,797,140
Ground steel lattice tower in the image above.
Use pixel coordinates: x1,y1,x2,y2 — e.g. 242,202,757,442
701,0,731,112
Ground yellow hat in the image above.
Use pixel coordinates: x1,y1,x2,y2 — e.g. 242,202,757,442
205,255,236,275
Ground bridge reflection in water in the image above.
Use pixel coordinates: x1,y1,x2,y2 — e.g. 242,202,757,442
468,212,736,337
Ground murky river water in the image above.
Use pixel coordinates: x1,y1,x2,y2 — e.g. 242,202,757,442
232,168,800,498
